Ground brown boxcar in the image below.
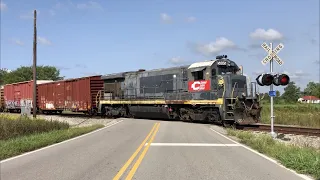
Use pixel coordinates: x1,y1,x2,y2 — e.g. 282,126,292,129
3,80,53,112
37,80,65,112
37,75,103,114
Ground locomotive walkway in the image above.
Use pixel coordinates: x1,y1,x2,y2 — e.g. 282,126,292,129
1,118,310,180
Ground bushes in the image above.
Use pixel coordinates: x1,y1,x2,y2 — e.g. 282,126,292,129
260,104,320,128
0,114,69,140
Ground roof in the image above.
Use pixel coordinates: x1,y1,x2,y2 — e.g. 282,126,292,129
188,60,216,69
301,96,320,100
4,80,54,86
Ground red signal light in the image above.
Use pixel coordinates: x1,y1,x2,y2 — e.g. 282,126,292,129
280,76,288,84
273,74,290,86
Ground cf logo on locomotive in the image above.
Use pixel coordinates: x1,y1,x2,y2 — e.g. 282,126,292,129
191,81,202,90
189,80,210,91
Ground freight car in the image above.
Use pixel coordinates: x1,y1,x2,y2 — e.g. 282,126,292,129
36,75,104,115
3,80,53,113
96,55,262,126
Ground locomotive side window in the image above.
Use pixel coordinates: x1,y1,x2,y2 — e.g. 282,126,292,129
211,69,216,77
192,71,204,80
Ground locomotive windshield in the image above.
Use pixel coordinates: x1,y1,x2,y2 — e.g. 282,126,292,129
218,66,238,75
215,59,240,75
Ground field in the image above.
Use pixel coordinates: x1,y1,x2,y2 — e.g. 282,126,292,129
260,103,320,128
0,114,104,160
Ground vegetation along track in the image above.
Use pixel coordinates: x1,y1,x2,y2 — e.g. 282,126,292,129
4,112,320,137
237,124,320,137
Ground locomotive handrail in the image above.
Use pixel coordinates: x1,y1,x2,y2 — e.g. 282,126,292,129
231,82,238,105
95,90,102,105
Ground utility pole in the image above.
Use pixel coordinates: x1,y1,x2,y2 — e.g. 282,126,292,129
33,10,37,118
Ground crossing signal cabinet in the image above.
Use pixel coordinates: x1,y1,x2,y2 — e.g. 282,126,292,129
256,73,290,86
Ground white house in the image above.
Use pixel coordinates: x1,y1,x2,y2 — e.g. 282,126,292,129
297,96,320,104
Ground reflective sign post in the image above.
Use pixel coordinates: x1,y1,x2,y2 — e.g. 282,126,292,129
261,42,284,138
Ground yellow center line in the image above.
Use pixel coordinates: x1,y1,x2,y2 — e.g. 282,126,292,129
113,122,159,180
125,123,160,180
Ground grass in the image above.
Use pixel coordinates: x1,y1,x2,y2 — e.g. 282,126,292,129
0,114,69,140
227,129,320,180
260,103,320,128
0,113,105,161
0,124,104,161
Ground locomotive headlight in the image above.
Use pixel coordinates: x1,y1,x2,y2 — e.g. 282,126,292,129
173,75,176,78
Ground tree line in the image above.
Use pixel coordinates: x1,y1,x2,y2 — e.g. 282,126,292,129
260,81,320,104
1,65,319,104
0,65,64,85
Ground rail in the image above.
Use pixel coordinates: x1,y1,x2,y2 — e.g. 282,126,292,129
237,124,320,137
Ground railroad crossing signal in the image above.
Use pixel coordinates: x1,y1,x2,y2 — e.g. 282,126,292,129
256,73,290,86
261,42,284,66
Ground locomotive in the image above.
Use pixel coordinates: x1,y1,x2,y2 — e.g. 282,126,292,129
97,55,262,126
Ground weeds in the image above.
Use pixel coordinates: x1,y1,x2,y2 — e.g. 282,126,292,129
227,129,320,179
0,124,104,161
260,104,320,128
0,114,69,140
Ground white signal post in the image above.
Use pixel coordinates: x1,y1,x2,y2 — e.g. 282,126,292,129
261,42,284,138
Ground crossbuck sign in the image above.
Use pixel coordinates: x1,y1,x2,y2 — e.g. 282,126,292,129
261,42,284,66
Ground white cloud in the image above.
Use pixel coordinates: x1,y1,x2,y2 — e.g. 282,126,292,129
252,69,268,76
294,70,308,76
75,64,87,68
20,10,39,20
37,37,52,45
186,16,196,23
281,70,309,80
80,71,101,76
53,1,102,11
11,39,24,46
0,2,7,11
250,28,284,41
49,10,55,16
169,57,186,65
160,13,172,23
76,1,102,10
195,37,236,56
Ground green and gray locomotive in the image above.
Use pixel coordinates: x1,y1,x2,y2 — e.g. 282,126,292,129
97,55,262,126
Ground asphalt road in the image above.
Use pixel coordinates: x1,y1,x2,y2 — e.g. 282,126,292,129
0,118,310,180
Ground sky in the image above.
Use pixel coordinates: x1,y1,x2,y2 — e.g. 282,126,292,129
0,0,319,94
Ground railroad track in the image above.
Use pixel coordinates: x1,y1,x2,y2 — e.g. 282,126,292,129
2,112,320,137
237,124,320,137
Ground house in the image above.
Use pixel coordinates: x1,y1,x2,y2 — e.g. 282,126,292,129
297,96,320,104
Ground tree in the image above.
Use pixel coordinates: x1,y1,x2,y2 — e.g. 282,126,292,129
303,82,320,98
1,65,64,85
281,81,301,103
0,69,8,85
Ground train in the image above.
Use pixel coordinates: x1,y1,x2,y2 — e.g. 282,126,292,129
0,55,262,126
